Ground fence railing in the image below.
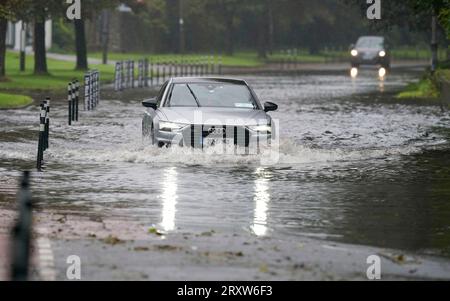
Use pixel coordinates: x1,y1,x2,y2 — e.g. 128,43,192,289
114,56,223,91
37,99,50,171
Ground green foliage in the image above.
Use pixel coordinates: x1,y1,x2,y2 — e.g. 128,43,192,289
0,92,33,109
51,18,75,52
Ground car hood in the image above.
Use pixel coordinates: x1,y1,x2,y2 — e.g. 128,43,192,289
158,107,271,126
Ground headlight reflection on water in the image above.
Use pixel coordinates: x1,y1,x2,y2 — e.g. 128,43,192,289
251,168,271,237
160,167,178,232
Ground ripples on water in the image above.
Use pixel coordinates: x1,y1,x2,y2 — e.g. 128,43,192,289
1,70,450,256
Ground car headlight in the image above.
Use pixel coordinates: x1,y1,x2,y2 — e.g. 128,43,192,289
379,50,386,57
159,121,187,132
247,124,272,133
351,49,358,57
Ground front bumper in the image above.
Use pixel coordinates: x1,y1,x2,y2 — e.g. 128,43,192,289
156,124,272,150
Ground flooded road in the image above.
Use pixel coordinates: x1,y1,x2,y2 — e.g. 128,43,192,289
1,68,450,261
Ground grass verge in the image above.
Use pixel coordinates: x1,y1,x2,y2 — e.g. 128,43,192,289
397,68,450,99
0,51,114,92
0,92,33,109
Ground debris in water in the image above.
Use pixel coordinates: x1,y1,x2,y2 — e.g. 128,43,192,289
103,235,124,245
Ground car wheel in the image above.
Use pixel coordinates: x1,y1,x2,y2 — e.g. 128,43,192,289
142,120,155,145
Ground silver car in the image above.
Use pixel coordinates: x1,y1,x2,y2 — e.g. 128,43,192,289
142,77,278,150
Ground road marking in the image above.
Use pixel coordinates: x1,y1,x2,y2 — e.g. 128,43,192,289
36,227,56,281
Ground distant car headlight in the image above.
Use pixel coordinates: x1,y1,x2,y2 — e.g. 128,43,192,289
379,50,386,57
247,124,272,133
351,49,358,57
159,121,187,132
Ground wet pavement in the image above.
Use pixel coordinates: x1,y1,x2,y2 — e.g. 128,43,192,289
1,67,450,280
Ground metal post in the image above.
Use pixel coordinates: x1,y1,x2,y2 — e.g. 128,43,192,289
120,61,124,91
44,97,50,150
219,55,223,75
84,73,90,111
149,59,154,87
162,63,166,82
71,81,76,121
144,58,149,87
131,61,135,89
10,171,33,281
114,63,118,91
19,22,26,72
156,61,160,86
37,105,45,170
68,83,73,125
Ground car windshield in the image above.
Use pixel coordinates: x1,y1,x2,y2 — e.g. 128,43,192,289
356,37,383,49
166,83,258,109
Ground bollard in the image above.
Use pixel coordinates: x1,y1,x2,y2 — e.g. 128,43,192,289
36,104,46,170
68,83,73,125
71,81,76,122
45,98,50,150
43,99,49,151
10,171,33,281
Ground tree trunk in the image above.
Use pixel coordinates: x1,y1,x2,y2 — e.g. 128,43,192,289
74,19,88,70
257,15,267,59
0,18,7,79
267,0,274,55
225,15,234,56
34,20,48,75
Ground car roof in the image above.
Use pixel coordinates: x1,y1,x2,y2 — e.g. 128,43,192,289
170,77,247,85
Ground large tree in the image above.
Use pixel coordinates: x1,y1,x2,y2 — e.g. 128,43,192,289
0,0,27,79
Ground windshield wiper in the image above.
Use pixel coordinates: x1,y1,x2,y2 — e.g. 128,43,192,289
186,84,201,108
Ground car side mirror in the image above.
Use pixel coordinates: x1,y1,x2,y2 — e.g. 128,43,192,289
264,102,278,112
349,44,355,50
142,98,158,110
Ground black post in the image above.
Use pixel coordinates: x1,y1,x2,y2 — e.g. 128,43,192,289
10,171,33,281
36,105,45,171
71,81,76,122
68,83,73,125
75,81,79,121
44,98,50,150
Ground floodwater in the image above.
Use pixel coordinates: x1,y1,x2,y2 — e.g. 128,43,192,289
1,68,450,257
